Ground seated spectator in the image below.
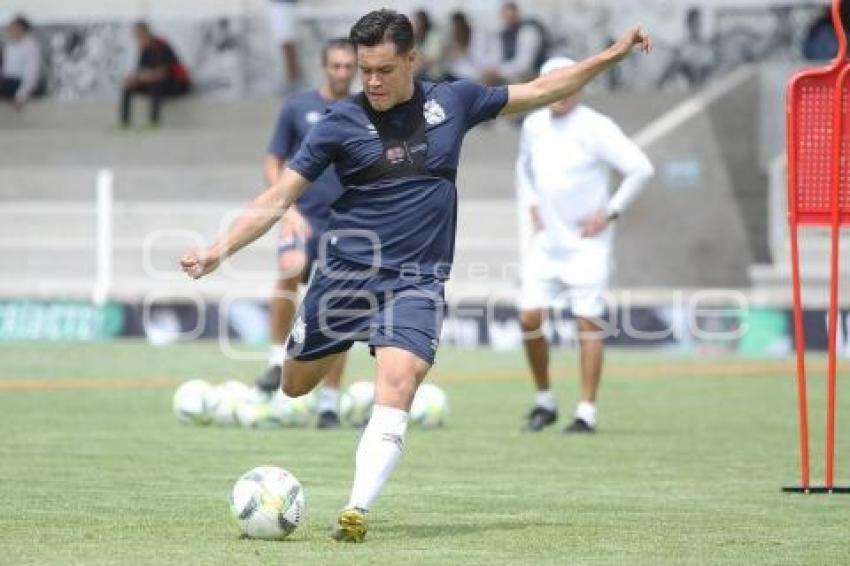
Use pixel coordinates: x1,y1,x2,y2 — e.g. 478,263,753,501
412,9,444,81
443,11,493,82
482,2,549,85
0,15,44,108
803,4,850,61
121,21,191,127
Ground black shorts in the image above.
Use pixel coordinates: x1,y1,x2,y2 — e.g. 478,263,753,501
286,256,446,365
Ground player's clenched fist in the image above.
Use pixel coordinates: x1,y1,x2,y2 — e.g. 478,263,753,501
613,27,652,60
180,247,222,279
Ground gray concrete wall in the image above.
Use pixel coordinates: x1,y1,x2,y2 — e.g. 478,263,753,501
0,84,775,297
613,111,755,288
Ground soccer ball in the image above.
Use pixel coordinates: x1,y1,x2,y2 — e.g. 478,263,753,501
172,379,213,425
230,466,305,540
339,381,374,427
268,391,313,427
234,399,275,429
206,380,251,426
410,383,448,428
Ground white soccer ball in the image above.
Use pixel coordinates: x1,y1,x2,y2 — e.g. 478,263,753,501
340,381,374,427
410,383,449,428
206,380,251,426
172,379,213,425
235,399,275,429
230,466,305,540
268,391,313,427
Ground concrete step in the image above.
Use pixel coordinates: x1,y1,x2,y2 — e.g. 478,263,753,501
0,92,684,133
0,97,284,132
0,198,520,240
0,131,520,200
0,167,264,201
0,131,270,167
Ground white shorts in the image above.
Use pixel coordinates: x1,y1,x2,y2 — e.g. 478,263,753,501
519,237,611,319
268,1,298,45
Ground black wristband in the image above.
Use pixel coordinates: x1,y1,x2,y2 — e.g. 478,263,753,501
607,211,620,222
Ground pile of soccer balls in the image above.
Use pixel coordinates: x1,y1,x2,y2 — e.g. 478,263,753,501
171,379,312,428
172,379,449,429
175,380,450,540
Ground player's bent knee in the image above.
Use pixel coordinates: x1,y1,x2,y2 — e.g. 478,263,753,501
375,369,419,408
520,309,544,332
281,378,307,398
280,361,315,397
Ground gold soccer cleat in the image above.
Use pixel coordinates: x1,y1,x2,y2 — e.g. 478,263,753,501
329,507,368,543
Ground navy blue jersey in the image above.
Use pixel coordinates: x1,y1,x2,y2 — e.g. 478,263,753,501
288,80,508,279
268,90,346,226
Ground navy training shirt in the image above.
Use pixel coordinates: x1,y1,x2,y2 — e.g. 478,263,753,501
288,80,509,279
268,90,346,227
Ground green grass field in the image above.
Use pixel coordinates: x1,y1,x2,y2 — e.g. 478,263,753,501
2,341,850,565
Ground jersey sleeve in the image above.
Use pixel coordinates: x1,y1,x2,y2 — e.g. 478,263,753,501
287,113,341,182
450,79,509,130
515,119,538,207
591,116,655,215
267,101,297,159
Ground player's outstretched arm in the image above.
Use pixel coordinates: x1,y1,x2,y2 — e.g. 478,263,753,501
500,27,652,116
179,167,310,279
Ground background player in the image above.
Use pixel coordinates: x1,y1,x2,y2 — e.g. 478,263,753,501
517,56,655,434
254,37,357,430
181,10,652,542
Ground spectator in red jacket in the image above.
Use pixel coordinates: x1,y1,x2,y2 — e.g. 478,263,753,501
120,21,191,127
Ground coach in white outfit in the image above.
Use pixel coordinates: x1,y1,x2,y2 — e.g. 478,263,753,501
516,57,654,434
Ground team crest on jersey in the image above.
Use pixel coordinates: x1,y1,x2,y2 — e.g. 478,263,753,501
305,110,322,124
423,99,446,125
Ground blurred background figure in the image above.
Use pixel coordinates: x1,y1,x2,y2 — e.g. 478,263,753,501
255,38,357,429
482,1,550,85
516,57,654,434
803,2,850,61
0,15,44,109
658,8,715,89
412,9,444,81
443,11,493,82
120,21,191,127
267,0,302,91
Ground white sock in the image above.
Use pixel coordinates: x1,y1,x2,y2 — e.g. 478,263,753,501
346,405,409,511
575,401,597,428
267,344,287,367
535,390,557,411
318,386,340,413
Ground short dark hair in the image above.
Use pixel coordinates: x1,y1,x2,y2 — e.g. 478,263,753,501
132,20,151,35
10,15,32,32
322,37,354,65
349,9,414,54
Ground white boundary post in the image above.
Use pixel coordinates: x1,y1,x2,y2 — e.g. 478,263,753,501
92,168,114,306
768,153,788,264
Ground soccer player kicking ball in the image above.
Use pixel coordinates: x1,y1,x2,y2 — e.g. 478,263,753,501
180,10,651,542
517,57,655,434
254,38,357,429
